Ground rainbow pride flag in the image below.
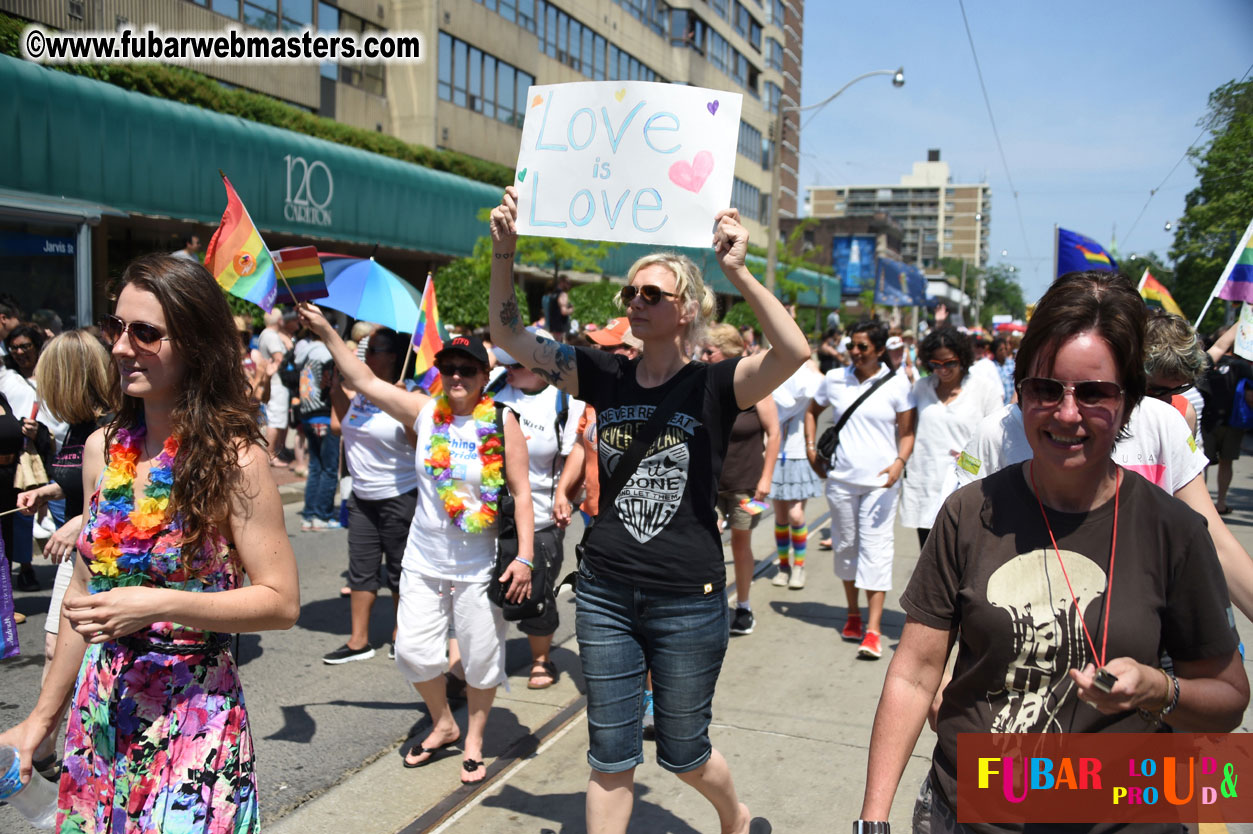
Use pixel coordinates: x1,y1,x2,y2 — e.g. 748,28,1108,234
1215,218,1253,305
1056,227,1118,276
412,275,447,395
205,175,277,310
273,246,329,304
1138,270,1183,317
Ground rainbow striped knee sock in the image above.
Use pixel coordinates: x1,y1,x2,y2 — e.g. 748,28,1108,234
774,523,790,567
790,523,808,567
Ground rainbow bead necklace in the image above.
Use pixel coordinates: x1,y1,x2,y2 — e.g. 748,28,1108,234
426,394,503,533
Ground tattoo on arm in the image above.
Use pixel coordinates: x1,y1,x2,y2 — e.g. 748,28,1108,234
533,340,577,386
499,295,521,331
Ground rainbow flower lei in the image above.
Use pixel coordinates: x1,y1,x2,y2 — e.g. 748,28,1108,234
425,393,503,533
88,425,180,590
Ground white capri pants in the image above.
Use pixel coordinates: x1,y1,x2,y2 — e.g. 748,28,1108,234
826,479,900,593
265,378,289,429
394,570,507,690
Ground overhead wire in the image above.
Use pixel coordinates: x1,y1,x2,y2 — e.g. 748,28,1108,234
956,0,1032,263
1121,62,1253,249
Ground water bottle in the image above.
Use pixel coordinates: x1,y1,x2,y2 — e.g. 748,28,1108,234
0,745,58,829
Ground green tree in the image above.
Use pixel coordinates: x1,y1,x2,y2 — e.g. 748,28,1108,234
430,238,525,330
568,281,622,329
722,301,758,331
1171,78,1253,331
978,265,1026,329
517,237,620,286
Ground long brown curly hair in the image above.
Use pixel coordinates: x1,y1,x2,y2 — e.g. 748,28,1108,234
109,254,263,568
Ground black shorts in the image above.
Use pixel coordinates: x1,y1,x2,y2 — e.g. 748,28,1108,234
516,524,565,636
346,489,417,593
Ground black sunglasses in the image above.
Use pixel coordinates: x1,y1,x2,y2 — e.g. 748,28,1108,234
927,359,961,370
99,314,170,356
848,342,875,353
620,284,678,305
436,362,481,378
1018,377,1124,409
504,363,525,371
1147,382,1194,399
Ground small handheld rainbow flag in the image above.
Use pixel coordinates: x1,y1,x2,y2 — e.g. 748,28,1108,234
1138,270,1183,317
412,274,447,395
205,174,277,311
273,246,329,304
1056,227,1118,276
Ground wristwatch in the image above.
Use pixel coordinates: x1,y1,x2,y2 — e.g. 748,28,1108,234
853,822,890,834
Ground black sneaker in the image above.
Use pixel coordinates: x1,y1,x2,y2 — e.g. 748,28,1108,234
322,643,375,665
730,607,755,635
388,643,396,660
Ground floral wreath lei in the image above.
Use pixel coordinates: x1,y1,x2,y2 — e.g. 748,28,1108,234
88,425,179,589
426,393,503,533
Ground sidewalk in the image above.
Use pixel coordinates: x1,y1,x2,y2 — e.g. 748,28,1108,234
271,453,1253,833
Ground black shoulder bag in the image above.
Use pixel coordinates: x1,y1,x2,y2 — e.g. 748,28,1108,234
815,367,895,461
487,403,550,621
560,362,707,592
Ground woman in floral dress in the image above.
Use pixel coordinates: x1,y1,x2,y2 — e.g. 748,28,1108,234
0,254,300,833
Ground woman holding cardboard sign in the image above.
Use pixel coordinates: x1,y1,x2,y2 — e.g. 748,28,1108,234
489,185,808,834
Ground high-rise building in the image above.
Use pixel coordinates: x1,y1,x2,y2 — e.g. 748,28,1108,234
805,149,990,269
6,0,802,241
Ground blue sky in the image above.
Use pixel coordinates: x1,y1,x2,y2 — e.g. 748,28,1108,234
796,0,1253,303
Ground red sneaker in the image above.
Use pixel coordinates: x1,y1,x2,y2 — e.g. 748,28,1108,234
858,630,883,659
841,614,864,642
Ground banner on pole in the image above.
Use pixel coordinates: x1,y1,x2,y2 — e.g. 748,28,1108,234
514,81,742,247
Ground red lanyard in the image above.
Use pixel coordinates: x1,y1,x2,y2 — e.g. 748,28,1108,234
1029,462,1120,668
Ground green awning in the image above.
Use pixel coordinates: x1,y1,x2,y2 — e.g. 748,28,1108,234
0,55,500,257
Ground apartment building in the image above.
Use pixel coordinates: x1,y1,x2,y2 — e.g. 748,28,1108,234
805,149,990,269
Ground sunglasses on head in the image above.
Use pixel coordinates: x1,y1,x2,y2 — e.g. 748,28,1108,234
1147,382,1193,399
927,359,961,370
436,362,481,378
1017,377,1123,409
619,284,678,305
99,314,170,356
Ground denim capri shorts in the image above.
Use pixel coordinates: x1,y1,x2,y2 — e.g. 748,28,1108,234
574,561,729,774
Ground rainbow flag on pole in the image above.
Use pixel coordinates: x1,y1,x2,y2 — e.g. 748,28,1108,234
273,246,329,304
1056,227,1118,276
1215,218,1253,304
205,174,277,310
1138,270,1184,317
412,274,447,395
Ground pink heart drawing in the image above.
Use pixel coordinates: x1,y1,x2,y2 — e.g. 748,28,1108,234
669,151,715,194
706,100,719,116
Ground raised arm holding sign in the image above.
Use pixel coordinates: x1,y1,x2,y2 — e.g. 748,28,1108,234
514,81,742,248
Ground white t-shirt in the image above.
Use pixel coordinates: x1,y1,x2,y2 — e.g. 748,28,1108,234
493,384,583,529
341,393,419,500
898,372,1004,529
968,357,1006,405
813,364,916,487
404,400,498,582
948,396,1206,495
772,362,823,460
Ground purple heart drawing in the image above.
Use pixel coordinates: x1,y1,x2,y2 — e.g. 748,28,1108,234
706,100,719,116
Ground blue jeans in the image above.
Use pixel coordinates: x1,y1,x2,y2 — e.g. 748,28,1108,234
575,561,729,774
301,422,339,522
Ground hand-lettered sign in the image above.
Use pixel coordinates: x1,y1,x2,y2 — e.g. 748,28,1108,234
515,81,743,247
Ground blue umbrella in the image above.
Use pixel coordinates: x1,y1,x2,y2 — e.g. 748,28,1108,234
316,256,424,333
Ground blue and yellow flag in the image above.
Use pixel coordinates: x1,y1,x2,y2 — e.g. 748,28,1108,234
1056,227,1118,277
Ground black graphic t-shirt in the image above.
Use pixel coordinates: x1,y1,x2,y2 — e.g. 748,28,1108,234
576,349,742,594
902,464,1238,834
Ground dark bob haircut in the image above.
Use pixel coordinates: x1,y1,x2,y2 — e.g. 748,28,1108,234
918,326,974,372
1014,270,1146,431
850,320,892,370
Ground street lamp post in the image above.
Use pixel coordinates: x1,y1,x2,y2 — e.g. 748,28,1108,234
764,67,904,295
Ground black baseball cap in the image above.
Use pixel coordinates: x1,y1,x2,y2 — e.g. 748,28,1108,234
435,335,490,366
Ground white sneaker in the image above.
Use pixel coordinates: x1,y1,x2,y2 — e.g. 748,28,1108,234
788,565,806,590
310,518,328,531
771,566,790,587
300,518,314,532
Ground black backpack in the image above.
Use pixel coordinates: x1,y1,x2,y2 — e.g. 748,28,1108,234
277,347,301,390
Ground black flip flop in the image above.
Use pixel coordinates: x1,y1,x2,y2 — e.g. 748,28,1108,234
460,758,485,784
403,738,459,768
